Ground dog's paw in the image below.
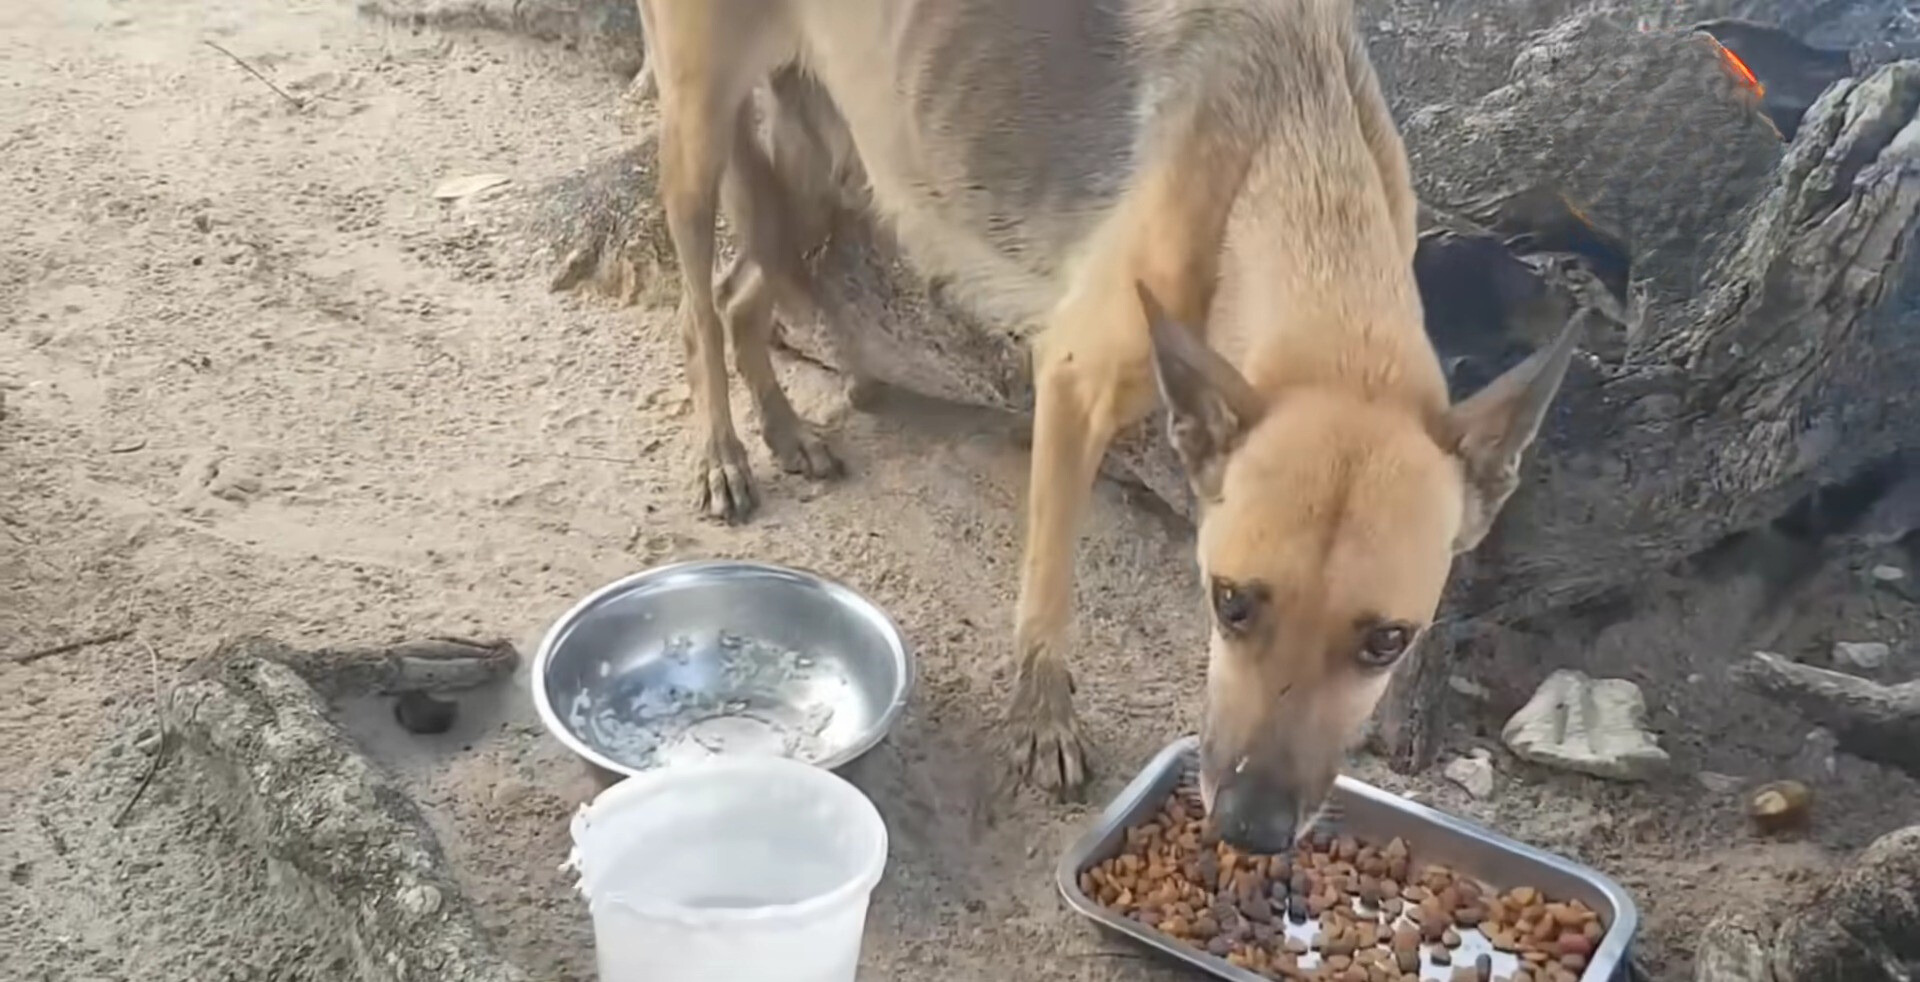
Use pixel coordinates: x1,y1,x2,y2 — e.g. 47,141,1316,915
692,434,758,523
1005,658,1088,798
765,418,843,481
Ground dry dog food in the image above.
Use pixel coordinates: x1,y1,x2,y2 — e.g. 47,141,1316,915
1077,787,1607,982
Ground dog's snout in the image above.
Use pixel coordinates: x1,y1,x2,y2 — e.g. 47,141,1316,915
1210,779,1297,854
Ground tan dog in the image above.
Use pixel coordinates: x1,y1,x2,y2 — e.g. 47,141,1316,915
641,0,1578,849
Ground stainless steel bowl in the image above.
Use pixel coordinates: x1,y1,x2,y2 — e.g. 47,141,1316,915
531,559,914,779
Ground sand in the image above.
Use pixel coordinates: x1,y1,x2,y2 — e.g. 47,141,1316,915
5,2,1918,979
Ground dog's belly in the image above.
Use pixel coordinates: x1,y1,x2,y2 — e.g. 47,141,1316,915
793,0,1145,328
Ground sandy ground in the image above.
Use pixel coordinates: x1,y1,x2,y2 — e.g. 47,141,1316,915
5,2,1920,980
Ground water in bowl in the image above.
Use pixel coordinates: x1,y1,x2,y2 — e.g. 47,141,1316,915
565,631,854,769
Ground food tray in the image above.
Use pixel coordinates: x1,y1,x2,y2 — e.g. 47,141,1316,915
1056,736,1638,981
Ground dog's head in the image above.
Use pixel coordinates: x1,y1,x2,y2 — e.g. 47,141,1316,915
1136,283,1577,853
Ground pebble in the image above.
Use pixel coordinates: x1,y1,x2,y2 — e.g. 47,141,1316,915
393,691,458,735
1448,674,1491,700
1696,771,1743,794
490,778,532,809
1832,641,1890,671
1870,564,1906,582
1443,752,1496,799
397,882,443,917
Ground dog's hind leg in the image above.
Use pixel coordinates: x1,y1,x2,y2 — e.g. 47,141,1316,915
719,99,847,481
647,0,788,522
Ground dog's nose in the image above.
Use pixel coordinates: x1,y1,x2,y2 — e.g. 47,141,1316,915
1210,780,1297,855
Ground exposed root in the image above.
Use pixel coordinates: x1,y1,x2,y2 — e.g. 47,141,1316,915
1732,651,1920,777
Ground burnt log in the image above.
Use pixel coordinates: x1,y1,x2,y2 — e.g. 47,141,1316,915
169,639,532,982
1691,825,1920,982
1769,824,1920,982
353,0,645,71
1732,651,1920,777
1694,908,1778,982
430,8,1920,771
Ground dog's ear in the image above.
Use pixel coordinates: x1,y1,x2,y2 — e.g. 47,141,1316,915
1444,316,1580,553
1138,281,1266,502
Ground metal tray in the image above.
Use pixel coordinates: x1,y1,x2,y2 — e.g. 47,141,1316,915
1056,736,1638,981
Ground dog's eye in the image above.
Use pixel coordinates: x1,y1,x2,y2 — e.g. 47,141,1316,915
1211,579,1261,634
1358,623,1416,667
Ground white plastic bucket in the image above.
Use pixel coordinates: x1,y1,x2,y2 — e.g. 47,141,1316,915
565,754,889,982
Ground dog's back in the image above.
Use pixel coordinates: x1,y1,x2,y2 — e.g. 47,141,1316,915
781,0,1421,359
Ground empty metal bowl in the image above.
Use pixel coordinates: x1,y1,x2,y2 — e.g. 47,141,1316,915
531,559,914,779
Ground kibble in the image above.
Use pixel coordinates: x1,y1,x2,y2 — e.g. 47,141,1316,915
1082,785,1609,978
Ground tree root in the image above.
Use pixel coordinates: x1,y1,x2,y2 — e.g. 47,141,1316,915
1732,650,1920,778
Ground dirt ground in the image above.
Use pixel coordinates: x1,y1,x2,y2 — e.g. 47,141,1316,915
5,2,1919,981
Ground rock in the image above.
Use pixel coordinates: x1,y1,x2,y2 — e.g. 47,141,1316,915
1447,675,1491,700
1443,751,1496,798
1833,641,1891,671
398,882,444,918
1793,728,1840,780
1772,825,1920,981
1696,771,1743,794
393,691,459,735
490,778,532,810
1500,670,1670,781
1871,564,1906,583
1692,908,1776,982
1749,780,1814,834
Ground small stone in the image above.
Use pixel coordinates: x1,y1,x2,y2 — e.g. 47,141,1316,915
1696,771,1743,793
1500,670,1669,781
397,882,443,917
1832,641,1890,671
393,691,458,735
1448,674,1491,700
1444,752,1496,798
1749,779,1813,833
490,778,532,809
1870,564,1906,582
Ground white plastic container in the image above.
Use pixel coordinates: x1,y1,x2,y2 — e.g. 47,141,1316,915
566,754,889,982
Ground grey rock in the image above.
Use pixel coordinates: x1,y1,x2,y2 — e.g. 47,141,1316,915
1870,564,1906,583
1447,674,1491,700
1443,751,1496,798
1692,908,1775,982
1501,669,1670,781
1696,771,1744,794
1833,641,1891,671
399,882,444,917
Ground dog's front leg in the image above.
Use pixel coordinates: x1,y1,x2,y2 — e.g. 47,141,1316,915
1004,131,1250,795
1009,281,1154,796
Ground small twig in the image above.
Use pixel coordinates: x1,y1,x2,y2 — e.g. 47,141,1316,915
551,451,642,465
10,628,134,665
113,638,174,828
202,40,305,111
1067,949,1153,963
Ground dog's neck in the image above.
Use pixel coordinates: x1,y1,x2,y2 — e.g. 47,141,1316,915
1208,242,1447,420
